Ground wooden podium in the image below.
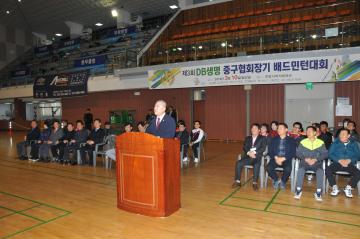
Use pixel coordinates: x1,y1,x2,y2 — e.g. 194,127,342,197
115,132,181,217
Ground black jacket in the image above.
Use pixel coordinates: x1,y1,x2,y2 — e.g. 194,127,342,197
60,130,76,142
88,128,105,144
83,112,93,125
175,130,189,145
146,114,176,138
318,131,333,150
26,127,41,141
242,135,267,160
350,131,360,143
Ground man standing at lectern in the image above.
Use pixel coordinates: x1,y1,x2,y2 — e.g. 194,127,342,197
146,100,176,138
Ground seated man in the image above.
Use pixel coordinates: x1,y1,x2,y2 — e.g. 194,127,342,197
294,126,328,201
16,120,40,160
63,120,88,165
233,123,266,190
37,121,52,162
326,128,360,198
58,122,76,164
175,121,190,162
267,123,296,190
80,119,105,166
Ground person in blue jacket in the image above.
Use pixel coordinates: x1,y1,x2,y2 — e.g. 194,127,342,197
267,123,297,190
326,128,360,198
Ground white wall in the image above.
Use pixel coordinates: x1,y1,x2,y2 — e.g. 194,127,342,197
88,74,147,92
285,83,335,128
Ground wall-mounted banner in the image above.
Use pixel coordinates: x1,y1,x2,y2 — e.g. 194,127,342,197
73,55,107,68
33,71,89,98
148,53,360,89
58,38,80,52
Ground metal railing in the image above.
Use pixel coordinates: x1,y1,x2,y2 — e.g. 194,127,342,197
140,19,360,65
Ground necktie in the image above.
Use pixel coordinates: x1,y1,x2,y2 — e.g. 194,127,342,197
156,118,160,129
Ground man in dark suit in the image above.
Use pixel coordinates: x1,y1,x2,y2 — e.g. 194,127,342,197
146,100,176,138
267,123,297,190
232,124,267,191
17,120,41,160
64,120,89,165
83,108,93,131
80,119,105,165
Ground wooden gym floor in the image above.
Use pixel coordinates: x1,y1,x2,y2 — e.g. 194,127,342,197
0,132,359,239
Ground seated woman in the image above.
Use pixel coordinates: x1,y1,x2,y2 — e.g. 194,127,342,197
269,121,279,138
189,121,204,163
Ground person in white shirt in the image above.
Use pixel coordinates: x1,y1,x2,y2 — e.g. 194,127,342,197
189,120,204,163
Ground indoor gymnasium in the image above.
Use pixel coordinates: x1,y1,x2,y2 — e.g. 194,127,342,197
0,0,359,238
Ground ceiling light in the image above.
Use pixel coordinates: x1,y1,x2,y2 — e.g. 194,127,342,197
18,0,21,2
6,10,10,14
95,22,103,26
111,9,118,17
55,33,62,37
169,5,178,9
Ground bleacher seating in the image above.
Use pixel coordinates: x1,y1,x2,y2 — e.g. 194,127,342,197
1,0,359,86
0,21,161,87
142,0,360,65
